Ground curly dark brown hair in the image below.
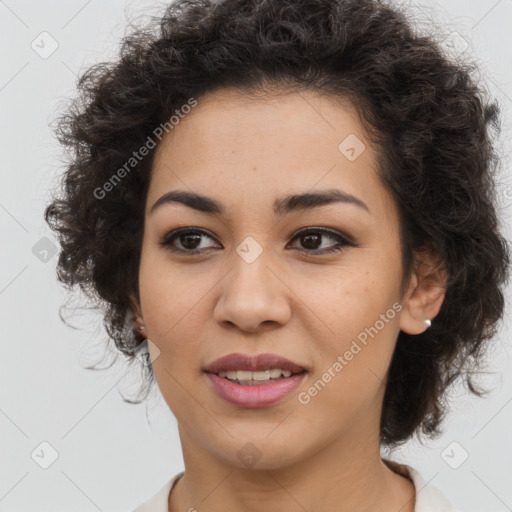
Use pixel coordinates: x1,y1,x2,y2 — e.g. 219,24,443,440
44,0,511,447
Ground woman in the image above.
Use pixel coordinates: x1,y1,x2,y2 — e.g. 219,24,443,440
45,0,510,510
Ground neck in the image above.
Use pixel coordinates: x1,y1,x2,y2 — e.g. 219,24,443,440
169,421,415,512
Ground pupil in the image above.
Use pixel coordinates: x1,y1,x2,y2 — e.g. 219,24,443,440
182,234,201,250
303,234,320,249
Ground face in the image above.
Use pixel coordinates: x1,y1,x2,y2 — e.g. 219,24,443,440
137,88,415,470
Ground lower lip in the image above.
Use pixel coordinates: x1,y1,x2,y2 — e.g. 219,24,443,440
205,372,307,408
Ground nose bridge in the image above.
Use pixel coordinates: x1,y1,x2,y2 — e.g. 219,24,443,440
230,234,276,302
214,234,291,331
230,236,272,294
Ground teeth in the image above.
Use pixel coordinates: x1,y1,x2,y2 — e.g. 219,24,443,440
217,369,293,380
235,370,252,381
253,370,272,381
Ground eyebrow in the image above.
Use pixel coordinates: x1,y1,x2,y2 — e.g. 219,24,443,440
149,188,370,217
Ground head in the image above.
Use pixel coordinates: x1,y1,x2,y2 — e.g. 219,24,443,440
45,0,510,461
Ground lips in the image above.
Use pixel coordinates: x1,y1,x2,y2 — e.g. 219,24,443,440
203,352,307,375
203,353,308,408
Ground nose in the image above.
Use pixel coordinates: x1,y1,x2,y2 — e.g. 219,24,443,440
213,250,292,333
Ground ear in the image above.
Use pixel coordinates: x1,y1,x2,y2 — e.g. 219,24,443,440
399,248,448,335
128,293,144,326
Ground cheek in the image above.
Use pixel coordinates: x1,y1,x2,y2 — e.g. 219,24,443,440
292,264,400,398
138,248,204,370
291,258,398,336
295,315,399,442
139,238,201,321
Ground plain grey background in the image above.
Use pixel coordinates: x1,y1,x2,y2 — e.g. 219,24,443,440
1,0,511,511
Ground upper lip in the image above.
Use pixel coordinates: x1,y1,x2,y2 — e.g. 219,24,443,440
203,353,307,374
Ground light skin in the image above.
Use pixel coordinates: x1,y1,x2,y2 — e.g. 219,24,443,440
130,88,447,512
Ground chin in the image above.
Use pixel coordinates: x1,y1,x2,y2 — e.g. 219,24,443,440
207,432,307,471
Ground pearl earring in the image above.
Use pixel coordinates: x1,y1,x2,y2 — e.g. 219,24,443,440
424,319,431,328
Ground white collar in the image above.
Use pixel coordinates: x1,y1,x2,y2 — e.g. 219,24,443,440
383,458,459,511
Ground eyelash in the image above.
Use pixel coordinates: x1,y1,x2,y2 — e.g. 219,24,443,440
158,227,355,256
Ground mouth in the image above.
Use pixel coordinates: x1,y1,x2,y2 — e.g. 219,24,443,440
203,353,308,408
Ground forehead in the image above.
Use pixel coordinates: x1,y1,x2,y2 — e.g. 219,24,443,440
148,88,397,224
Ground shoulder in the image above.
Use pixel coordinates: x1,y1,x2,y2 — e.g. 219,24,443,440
383,458,460,512
130,471,184,512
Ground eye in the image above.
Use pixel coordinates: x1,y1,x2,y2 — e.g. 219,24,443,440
159,228,220,254
159,226,355,256
287,227,355,255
